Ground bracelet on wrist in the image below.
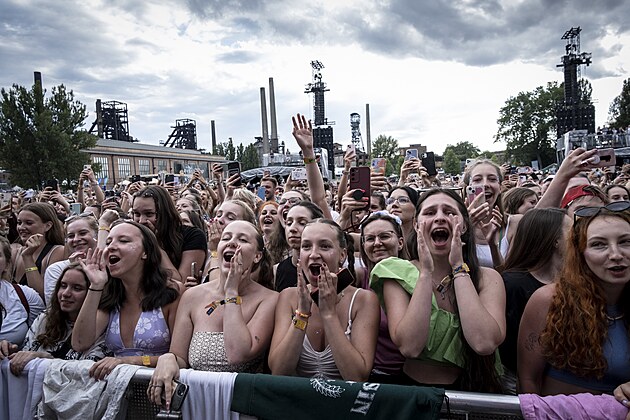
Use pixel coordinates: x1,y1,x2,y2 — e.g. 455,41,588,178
141,355,151,367
88,287,104,292
99,226,110,232
295,309,311,319
205,296,242,316
303,157,316,165
24,266,38,273
451,263,470,276
292,315,308,331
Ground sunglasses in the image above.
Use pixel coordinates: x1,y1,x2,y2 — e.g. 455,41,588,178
573,201,630,223
65,211,96,224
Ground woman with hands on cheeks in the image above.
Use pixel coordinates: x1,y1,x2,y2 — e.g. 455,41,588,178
464,159,522,270
148,221,277,409
377,189,505,392
269,219,380,381
71,220,181,380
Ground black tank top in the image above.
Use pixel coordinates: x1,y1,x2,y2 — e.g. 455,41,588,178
18,242,55,286
275,257,297,292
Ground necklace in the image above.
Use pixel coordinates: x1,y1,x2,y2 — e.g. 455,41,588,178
606,313,624,323
432,274,453,300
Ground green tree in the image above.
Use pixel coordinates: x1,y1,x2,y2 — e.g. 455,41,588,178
242,144,260,170
215,138,236,161
495,82,564,167
443,141,480,162
235,143,245,162
443,149,460,175
609,78,630,129
371,135,399,176
0,82,97,188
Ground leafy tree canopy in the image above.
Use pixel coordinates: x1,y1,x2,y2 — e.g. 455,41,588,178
609,78,630,129
0,82,97,188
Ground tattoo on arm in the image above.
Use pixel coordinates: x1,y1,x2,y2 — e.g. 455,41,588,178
525,332,538,352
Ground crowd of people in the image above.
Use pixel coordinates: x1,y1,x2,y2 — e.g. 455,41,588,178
1,113,630,412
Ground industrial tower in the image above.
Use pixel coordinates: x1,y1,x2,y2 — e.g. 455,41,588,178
163,119,198,149
556,27,595,137
350,113,364,152
89,99,134,142
304,60,335,175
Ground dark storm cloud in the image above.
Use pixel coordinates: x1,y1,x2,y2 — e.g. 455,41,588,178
0,1,135,88
177,0,629,77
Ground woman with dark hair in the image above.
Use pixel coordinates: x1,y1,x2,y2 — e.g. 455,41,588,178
274,202,324,292
149,221,277,408
605,184,630,202
499,208,571,391
269,219,380,381
0,237,45,347
386,186,419,244
502,187,538,215
376,188,505,392
13,202,65,297
257,201,288,265
72,220,182,380
0,263,107,375
358,211,408,383
131,185,206,282
464,159,523,269
519,203,630,395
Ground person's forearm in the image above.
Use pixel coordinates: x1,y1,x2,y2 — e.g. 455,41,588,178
72,291,103,352
22,256,44,297
91,182,105,203
388,276,432,358
322,314,372,381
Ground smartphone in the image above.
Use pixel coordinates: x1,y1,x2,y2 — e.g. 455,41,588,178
466,185,485,203
519,175,526,183
405,149,418,161
371,158,387,176
225,161,242,186
164,174,175,184
592,148,616,168
159,379,189,413
347,144,356,154
83,164,91,171
349,167,370,210
0,193,10,209
291,168,307,181
257,186,266,200
191,262,197,279
421,152,437,177
310,268,355,305
70,202,82,215
46,179,59,190
131,175,142,183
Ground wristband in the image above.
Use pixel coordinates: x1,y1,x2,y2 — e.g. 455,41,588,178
452,263,470,276
142,355,151,367
24,266,38,273
295,309,311,319
292,315,307,331
99,226,110,232
88,287,104,292
452,273,470,281
303,157,316,165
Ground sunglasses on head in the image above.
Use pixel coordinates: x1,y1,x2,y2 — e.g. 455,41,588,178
65,211,96,224
573,201,630,223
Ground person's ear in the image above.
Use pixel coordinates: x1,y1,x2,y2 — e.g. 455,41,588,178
253,251,262,265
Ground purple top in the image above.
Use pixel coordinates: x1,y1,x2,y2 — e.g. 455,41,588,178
105,307,171,357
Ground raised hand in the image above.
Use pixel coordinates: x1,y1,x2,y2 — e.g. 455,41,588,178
317,263,338,317
448,215,465,268
292,114,314,152
296,259,313,315
415,221,434,274
79,248,108,289
22,234,44,257
225,246,244,295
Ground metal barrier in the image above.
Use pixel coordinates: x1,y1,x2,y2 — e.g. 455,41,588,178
121,369,522,420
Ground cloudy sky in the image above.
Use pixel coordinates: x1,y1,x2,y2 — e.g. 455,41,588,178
1,0,629,157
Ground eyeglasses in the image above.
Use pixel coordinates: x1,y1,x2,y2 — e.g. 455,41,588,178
386,197,412,206
278,197,301,206
363,231,398,245
573,201,630,223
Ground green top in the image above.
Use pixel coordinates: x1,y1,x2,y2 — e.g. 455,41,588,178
370,257,466,368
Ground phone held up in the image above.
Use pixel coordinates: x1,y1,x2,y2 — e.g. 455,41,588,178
349,167,370,210
581,148,616,168
225,161,242,187
405,149,418,161
310,268,355,305
466,185,484,204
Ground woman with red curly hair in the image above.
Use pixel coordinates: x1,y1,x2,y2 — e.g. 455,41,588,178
518,202,630,395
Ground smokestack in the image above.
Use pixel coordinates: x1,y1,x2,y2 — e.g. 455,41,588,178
211,120,217,154
96,99,103,138
34,71,43,110
365,103,371,156
260,87,270,155
268,77,278,153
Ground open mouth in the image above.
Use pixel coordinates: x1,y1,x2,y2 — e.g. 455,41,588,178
263,217,274,225
431,228,450,245
223,251,235,263
108,255,121,265
309,264,322,276
609,266,627,272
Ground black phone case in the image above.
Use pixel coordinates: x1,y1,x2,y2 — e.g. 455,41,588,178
422,152,437,176
349,167,370,209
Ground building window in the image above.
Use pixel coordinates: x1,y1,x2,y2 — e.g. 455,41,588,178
157,160,167,173
118,157,131,179
138,159,150,175
92,156,109,179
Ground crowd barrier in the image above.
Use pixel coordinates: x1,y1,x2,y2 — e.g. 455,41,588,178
123,368,523,420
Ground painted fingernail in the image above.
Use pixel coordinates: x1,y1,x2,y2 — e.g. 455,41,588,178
623,399,629,406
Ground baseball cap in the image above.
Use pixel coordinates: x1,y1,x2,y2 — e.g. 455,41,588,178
561,185,596,209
